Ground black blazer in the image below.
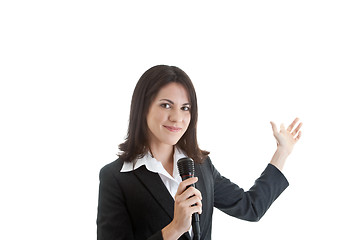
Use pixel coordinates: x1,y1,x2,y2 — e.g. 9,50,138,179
97,157,289,240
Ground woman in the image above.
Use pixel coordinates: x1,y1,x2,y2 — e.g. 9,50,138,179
96,65,302,240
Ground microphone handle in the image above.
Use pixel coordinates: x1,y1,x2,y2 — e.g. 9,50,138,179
181,177,201,240
192,213,200,240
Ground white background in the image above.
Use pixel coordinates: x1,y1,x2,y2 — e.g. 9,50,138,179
1,1,359,239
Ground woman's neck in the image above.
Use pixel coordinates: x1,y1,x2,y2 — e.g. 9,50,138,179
149,143,174,176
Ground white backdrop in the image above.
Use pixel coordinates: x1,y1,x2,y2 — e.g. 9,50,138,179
1,1,359,239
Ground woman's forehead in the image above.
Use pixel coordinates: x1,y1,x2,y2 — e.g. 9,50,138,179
155,82,190,103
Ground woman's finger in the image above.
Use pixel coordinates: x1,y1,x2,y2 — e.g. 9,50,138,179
176,177,198,195
184,187,202,200
184,195,202,207
270,121,278,134
185,196,203,214
280,123,286,132
177,186,202,203
291,122,303,136
295,131,302,142
287,117,300,132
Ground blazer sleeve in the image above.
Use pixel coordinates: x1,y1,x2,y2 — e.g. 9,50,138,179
210,160,289,222
96,164,164,240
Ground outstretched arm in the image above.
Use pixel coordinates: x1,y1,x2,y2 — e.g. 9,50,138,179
269,117,303,171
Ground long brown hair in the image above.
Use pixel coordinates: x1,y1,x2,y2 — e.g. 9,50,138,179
118,65,209,163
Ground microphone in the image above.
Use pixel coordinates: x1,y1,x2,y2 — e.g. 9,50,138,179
177,157,201,240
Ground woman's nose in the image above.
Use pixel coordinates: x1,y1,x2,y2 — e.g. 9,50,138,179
169,109,182,122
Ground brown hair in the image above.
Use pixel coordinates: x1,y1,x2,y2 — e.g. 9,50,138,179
118,65,209,163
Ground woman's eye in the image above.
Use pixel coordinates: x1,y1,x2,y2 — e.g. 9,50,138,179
161,103,171,109
182,106,190,111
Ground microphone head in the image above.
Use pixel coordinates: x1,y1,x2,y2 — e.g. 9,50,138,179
177,157,195,177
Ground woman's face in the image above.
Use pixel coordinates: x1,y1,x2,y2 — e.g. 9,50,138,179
146,82,191,148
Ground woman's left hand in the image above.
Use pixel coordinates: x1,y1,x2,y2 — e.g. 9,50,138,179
270,117,302,155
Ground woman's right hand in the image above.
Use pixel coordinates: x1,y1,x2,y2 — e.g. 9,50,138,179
161,177,202,240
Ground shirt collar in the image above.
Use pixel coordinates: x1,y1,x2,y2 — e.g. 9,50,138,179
120,147,187,180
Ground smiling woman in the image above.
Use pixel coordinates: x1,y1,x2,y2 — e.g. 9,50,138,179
146,83,193,179
118,65,209,165
147,83,191,153
96,65,302,240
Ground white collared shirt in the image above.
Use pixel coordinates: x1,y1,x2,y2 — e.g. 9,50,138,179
120,147,193,238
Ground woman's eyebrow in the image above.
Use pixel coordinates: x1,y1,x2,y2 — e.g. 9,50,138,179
159,99,190,106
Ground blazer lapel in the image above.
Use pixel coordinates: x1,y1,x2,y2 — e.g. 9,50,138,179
133,166,175,220
133,165,193,240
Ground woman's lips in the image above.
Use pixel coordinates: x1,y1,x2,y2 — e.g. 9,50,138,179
164,126,182,132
